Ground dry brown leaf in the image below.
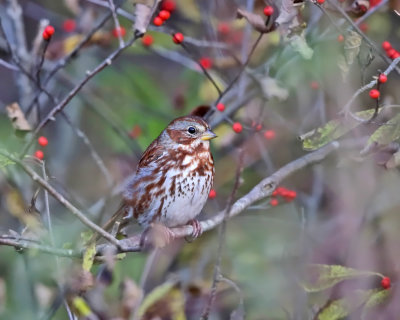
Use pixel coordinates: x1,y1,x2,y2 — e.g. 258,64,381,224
121,278,142,318
6,102,31,132
134,1,158,35
64,0,81,15
236,8,269,33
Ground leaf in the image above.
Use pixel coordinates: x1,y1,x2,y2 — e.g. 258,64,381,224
0,151,15,168
300,264,382,293
6,103,31,133
236,8,269,33
343,31,362,65
134,3,152,35
138,281,186,319
299,109,377,151
317,289,378,320
385,150,400,169
367,113,400,146
289,33,313,59
276,0,298,26
82,242,96,272
258,76,289,101
361,289,391,319
71,296,92,317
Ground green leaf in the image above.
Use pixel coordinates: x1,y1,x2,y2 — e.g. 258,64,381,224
299,109,377,151
317,289,378,320
361,289,391,319
0,150,15,168
82,242,96,272
300,264,382,293
138,281,186,320
367,113,400,146
290,34,313,60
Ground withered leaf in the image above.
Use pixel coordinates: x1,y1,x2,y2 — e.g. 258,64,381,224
6,103,31,132
236,8,269,33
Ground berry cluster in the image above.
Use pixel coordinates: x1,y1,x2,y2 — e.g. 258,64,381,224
382,41,400,60
42,25,55,41
368,73,388,100
154,0,175,26
34,136,49,160
270,187,297,206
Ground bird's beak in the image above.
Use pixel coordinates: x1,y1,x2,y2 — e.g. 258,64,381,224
201,129,217,141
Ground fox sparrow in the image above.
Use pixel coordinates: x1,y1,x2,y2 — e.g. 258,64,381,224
108,115,216,241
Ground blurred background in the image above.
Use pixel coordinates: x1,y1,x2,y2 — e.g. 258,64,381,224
1,0,400,319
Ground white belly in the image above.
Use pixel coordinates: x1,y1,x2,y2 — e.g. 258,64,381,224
159,169,212,227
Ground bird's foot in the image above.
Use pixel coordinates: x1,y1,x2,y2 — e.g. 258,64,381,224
140,223,175,250
185,219,203,242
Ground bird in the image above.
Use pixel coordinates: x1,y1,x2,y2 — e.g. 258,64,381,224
101,114,217,245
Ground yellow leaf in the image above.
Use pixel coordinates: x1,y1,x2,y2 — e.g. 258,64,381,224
82,242,96,272
72,297,92,317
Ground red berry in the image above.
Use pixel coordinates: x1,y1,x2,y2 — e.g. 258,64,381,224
153,16,163,26
272,190,278,196
34,150,44,160
129,125,142,139
382,41,391,51
43,25,55,40
112,26,126,38
381,277,391,289
63,19,76,33
232,122,243,133
172,32,184,44
393,52,400,59
270,198,279,206
209,189,217,199
161,0,176,12
264,130,276,140
310,81,319,90
369,89,380,99
159,10,171,20
317,0,325,4
38,136,48,147
255,124,262,131
359,22,368,33
216,103,225,112
337,34,344,42
285,190,297,200
378,74,387,83
199,57,212,69
217,22,230,35
141,34,153,47
263,6,274,16
386,48,396,58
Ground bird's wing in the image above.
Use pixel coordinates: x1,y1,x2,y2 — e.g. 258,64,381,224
137,138,166,168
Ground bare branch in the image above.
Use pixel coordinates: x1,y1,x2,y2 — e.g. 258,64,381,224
0,150,120,247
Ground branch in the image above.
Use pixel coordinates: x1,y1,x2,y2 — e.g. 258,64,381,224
0,142,339,256
102,141,340,253
0,151,120,247
20,34,140,157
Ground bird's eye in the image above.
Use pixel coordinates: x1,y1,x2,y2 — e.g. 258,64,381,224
187,126,196,134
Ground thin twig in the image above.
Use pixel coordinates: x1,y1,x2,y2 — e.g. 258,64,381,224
108,0,125,48
201,151,245,320
20,34,141,157
0,151,120,247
